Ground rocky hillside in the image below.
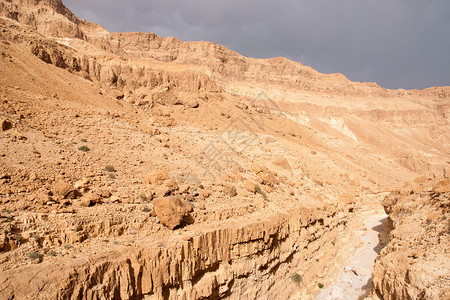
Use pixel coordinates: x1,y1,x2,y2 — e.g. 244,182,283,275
0,0,449,299
2,0,449,180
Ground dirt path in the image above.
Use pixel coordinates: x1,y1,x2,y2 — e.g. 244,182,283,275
315,210,387,299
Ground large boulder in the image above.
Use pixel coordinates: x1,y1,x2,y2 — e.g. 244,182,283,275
153,196,193,229
224,184,237,197
144,170,170,185
251,164,268,174
244,180,257,193
259,171,279,187
53,181,77,199
1,120,12,131
150,179,179,198
251,164,279,186
434,178,450,194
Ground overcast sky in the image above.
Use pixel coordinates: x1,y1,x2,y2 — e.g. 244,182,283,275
64,0,450,90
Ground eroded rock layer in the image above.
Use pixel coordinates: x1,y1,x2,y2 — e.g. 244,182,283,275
373,179,450,299
1,203,356,299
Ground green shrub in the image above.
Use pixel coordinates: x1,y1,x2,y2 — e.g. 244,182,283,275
78,145,90,152
104,165,116,172
254,185,267,200
13,234,25,244
318,283,324,289
28,252,43,262
291,273,302,285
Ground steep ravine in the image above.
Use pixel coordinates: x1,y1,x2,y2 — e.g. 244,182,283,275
1,203,358,299
314,209,388,300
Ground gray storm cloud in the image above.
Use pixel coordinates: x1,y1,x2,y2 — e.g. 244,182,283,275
64,0,450,90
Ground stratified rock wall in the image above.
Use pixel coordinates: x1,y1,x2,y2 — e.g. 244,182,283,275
0,204,353,299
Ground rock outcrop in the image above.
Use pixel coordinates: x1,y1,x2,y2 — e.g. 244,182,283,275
153,196,193,229
2,0,450,99
372,178,450,299
0,203,353,299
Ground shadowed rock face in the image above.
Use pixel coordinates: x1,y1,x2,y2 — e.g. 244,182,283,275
0,203,353,299
0,0,448,299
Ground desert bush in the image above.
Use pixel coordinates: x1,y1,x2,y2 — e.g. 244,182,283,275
104,165,116,172
78,145,90,152
255,185,267,200
13,234,25,244
291,273,302,285
318,283,324,289
28,252,43,262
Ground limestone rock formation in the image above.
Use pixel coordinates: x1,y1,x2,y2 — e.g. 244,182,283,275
372,178,450,299
153,196,193,229
144,170,170,185
53,180,77,199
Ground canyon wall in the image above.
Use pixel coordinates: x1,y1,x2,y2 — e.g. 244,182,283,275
1,203,355,299
372,178,450,299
